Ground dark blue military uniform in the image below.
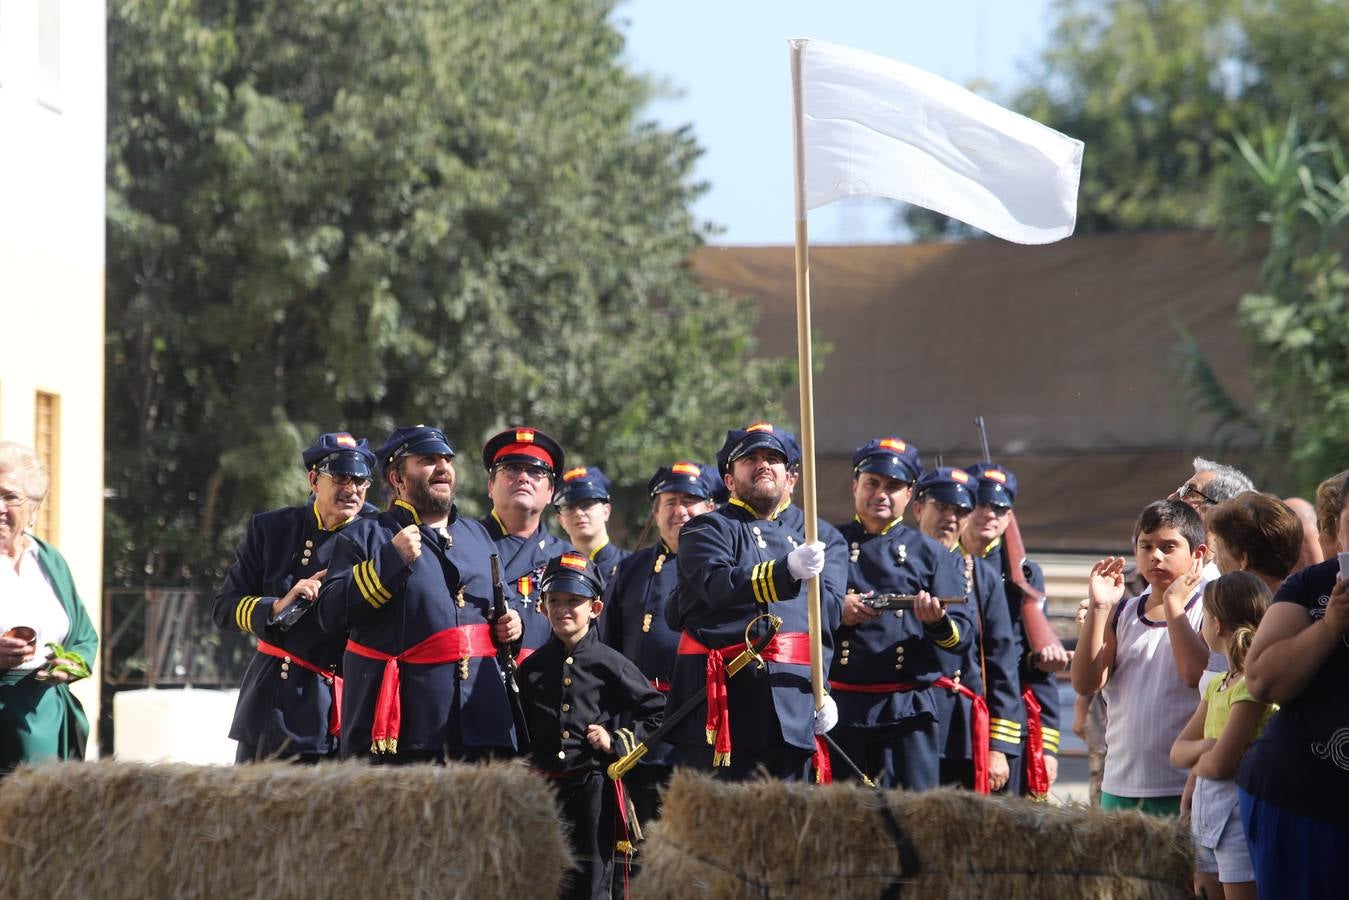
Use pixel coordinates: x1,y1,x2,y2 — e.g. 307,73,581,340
831,518,971,789
964,462,1061,796
320,500,518,759
518,554,664,900
212,432,377,763
482,511,574,652
940,548,1025,786
666,498,846,779
555,465,630,588
589,540,630,588
827,439,973,790
601,461,719,822
977,538,1059,794
213,503,359,761
481,426,575,653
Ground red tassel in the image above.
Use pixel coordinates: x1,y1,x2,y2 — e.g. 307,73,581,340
370,658,402,753
814,734,832,784
1023,687,1049,798
704,651,731,765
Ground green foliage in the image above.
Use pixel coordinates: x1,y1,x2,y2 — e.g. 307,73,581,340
907,0,1349,237
1217,120,1349,493
106,0,794,587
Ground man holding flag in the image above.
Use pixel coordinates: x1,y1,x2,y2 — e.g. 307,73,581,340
663,423,846,781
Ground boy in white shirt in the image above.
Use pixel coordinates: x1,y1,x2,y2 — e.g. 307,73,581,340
1072,499,1208,814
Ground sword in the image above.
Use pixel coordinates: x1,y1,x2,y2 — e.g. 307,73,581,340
608,613,783,780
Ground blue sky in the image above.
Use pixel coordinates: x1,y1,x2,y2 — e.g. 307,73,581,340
614,0,1055,245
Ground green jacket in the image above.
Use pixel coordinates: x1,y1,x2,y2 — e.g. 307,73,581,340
0,536,99,769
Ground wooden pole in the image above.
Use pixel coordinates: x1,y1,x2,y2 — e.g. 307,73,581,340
789,40,824,708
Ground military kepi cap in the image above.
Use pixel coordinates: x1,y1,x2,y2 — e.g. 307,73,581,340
648,461,720,500
539,551,604,599
554,466,612,507
481,427,564,475
852,437,921,484
914,466,976,511
302,432,377,477
376,425,455,474
966,462,1018,507
716,422,802,475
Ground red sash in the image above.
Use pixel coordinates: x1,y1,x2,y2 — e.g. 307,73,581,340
829,676,991,794
346,624,496,753
676,631,828,779
650,678,671,693
256,640,343,737
1022,686,1049,798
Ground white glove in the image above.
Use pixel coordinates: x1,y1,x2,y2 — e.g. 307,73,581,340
813,694,838,735
786,541,826,580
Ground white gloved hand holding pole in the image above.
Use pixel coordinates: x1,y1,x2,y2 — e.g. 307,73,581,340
786,541,826,580
813,693,838,735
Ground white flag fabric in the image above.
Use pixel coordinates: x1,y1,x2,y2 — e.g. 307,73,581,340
793,38,1083,245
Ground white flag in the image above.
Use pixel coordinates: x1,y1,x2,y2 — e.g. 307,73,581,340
793,39,1083,245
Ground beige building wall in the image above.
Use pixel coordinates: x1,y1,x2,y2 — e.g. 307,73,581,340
0,0,107,751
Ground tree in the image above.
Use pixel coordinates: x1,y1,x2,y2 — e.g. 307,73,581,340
1208,121,1349,494
106,0,794,589
905,0,1349,238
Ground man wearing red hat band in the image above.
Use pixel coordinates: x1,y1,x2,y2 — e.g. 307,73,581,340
480,427,574,654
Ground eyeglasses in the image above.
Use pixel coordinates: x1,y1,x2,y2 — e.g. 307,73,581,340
495,462,551,483
560,498,605,513
976,503,1012,517
0,491,30,508
318,470,372,489
1177,482,1217,506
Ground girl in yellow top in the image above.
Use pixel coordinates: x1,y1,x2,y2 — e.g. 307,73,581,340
1171,572,1277,900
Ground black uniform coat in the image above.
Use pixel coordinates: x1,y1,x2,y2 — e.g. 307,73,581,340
589,539,630,590
517,628,665,772
940,549,1025,760
601,541,680,765
481,511,573,653
665,500,846,755
212,502,363,758
318,500,516,756
830,519,972,730
979,538,1060,758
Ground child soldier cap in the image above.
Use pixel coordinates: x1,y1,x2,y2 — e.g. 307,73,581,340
852,437,922,484
716,422,802,475
301,432,378,478
966,462,1018,508
914,466,976,511
375,425,455,476
539,551,604,599
647,461,720,500
554,466,613,507
481,426,565,476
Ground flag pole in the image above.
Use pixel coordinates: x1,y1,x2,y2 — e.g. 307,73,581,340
789,40,824,709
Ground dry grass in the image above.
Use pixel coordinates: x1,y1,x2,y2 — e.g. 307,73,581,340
0,759,570,899
636,771,1192,899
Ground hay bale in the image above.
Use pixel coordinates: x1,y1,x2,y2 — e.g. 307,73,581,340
0,760,570,899
637,771,1191,899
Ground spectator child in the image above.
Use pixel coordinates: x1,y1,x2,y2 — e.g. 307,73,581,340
1170,572,1275,900
1071,500,1208,814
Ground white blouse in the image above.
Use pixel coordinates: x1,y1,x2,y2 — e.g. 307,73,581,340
0,538,71,671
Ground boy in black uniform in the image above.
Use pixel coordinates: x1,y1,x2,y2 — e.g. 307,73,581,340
518,552,664,900
213,432,376,763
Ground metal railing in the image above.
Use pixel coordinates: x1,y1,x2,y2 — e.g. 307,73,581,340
101,588,253,689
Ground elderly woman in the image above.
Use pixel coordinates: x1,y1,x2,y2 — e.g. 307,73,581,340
0,442,98,771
